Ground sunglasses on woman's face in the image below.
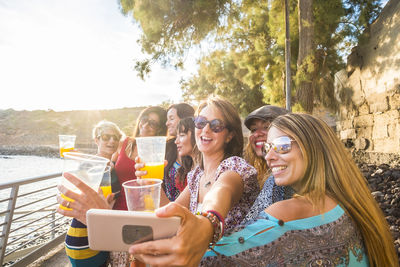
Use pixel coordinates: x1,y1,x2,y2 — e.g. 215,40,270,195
262,136,295,156
193,116,227,133
140,116,159,130
98,134,120,142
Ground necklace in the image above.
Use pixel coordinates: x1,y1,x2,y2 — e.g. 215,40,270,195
202,166,217,189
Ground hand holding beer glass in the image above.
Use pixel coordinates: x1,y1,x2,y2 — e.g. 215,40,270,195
135,137,167,179
60,152,109,210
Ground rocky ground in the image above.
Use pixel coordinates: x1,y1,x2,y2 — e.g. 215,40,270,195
359,163,400,259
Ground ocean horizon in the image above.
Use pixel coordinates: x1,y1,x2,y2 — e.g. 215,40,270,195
0,155,64,182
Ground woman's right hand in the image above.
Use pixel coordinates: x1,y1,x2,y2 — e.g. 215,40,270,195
56,172,112,225
134,157,168,178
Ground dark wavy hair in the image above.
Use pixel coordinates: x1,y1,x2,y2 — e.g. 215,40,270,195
167,103,195,120
133,106,167,137
175,117,198,185
164,103,195,182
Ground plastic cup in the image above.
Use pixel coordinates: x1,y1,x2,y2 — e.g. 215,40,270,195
122,179,162,212
135,136,166,179
60,152,109,210
59,135,76,158
100,166,112,198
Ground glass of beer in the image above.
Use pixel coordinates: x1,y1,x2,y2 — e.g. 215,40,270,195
135,136,167,179
122,179,162,212
59,135,76,158
60,152,109,210
100,166,112,198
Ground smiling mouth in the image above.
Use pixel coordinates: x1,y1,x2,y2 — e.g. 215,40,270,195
201,136,212,142
271,166,287,173
255,141,264,147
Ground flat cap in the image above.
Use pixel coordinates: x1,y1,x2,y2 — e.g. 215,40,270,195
244,105,289,130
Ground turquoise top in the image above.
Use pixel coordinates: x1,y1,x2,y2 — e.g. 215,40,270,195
202,205,369,266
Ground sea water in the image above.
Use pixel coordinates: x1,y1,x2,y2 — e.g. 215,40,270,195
0,155,64,182
0,155,65,210
0,155,64,210
0,155,70,256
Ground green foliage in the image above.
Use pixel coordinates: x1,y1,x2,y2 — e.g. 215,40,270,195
181,50,265,115
120,0,233,71
119,0,384,112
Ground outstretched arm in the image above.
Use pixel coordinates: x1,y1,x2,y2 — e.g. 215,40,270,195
129,170,244,266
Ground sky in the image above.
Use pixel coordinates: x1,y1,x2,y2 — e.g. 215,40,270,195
0,0,198,111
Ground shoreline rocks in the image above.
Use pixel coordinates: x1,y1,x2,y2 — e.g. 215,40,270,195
0,145,96,157
0,145,59,157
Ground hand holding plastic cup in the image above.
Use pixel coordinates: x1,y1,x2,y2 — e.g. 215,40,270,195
122,179,162,212
135,136,167,179
59,135,76,158
60,152,109,210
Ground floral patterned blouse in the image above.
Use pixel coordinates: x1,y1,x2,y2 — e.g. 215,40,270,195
241,175,294,225
164,161,182,201
187,156,260,234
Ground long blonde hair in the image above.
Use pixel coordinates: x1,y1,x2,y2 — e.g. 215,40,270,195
271,113,398,267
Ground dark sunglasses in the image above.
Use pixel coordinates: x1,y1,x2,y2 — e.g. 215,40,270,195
140,116,159,130
193,116,227,133
98,134,120,142
262,136,295,156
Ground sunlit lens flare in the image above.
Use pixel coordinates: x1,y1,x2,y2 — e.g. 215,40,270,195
263,136,294,155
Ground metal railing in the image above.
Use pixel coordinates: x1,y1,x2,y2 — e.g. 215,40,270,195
0,173,71,266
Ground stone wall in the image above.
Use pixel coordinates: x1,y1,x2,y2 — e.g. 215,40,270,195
335,0,400,166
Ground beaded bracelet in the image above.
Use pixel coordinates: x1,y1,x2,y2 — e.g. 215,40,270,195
196,211,223,246
206,210,225,236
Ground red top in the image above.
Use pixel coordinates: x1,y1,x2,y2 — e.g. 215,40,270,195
113,137,137,210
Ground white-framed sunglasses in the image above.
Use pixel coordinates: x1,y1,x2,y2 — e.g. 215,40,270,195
262,136,295,156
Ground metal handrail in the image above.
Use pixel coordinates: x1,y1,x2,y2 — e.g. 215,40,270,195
0,172,71,266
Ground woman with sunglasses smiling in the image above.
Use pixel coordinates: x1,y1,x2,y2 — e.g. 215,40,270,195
129,113,398,267
241,105,293,224
112,106,167,211
132,96,259,265
64,120,123,267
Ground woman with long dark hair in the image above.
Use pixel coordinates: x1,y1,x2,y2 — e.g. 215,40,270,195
163,103,195,201
173,117,198,192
